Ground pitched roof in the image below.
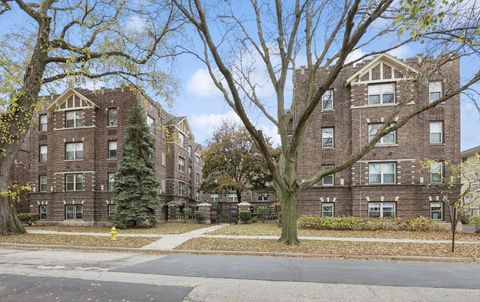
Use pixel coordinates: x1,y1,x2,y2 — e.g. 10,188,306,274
462,145,480,158
46,87,99,111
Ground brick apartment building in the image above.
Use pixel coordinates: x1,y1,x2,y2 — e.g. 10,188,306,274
17,86,203,225
294,54,461,222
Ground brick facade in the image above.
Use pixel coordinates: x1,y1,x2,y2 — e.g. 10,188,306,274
294,54,461,222
20,86,202,225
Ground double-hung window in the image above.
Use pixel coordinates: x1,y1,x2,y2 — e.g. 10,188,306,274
39,145,48,163
322,203,335,217
368,202,396,218
228,192,238,203
39,205,48,219
178,157,185,172
39,114,48,132
179,132,185,147
39,175,47,192
65,110,84,128
322,90,333,111
65,205,83,220
258,194,269,201
65,142,83,160
430,202,443,220
178,182,187,196
429,81,442,103
321,165,334,186
368,162,396,184
429,121,443,144
321,127,334,148
430,161,444,183
108,108,118,127
65,174,84,191
108,204,117,216
368,83,395,105
211,194,220,203
108,141,117,159
368,123,396,145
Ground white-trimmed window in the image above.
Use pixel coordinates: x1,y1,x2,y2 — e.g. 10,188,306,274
108,172,115,191
258,193,269,201
368,123,396,145
228,192,238,203
65,205,83,220
39,114,48,132
368,162,396,184
39,205,48,220
210,193,220,203
430,202,443,220
65,110,84,128
322,90,333,111
322,203,335,217
108,108,117,127
39,175,47,192
429,81,442,103
39,145,48,163
429,161,444,183
322,165,334,186
147,115,155,135
195,154,201,166
321,127,334,148
178,132,185,147
108,204,117,216
429,121,443,144
108,140,117,159
178,157,185,172
178,181,187,196
368,202,396,218
65,142,83,160
368,83,395,105
65,174,84,191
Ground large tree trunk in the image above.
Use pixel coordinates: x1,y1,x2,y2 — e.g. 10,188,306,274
278,189,299,245
0,176,25,235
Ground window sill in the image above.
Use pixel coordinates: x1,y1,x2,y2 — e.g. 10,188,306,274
107,125,118,128
54,126,95,130
65,159,84,162
351,102,415,109
429,143,445,146
107,158,117,161
321,109,335,112
374,144,398,148
65,190,86,193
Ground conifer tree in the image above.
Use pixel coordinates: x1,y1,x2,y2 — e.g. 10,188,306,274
111,104,160,228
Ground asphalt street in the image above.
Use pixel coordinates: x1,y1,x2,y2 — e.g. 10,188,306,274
0,248,479,301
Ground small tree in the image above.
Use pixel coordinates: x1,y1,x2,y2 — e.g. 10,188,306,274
111,104,160,228
422,156,480,253
201,120,274,203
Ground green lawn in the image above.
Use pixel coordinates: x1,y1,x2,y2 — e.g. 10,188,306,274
28,222,208,234
177,238,480,258
208,223,480,241
0,234,155,248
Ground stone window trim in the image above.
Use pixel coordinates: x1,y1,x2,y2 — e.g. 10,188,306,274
321,127,334,148
367,82,395,105
65,204,83,220
321,202,335,217
430,202,444,221
65,142,84,161
65,110,85,128
39,114,48,132
367,202,396,218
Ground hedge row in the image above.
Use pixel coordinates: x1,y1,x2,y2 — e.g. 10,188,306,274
297,216,442,231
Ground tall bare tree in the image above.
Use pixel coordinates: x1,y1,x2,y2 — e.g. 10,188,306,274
0,0,181,234
172,0,480,244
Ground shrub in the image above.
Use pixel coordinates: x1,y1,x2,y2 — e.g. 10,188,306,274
194,211,207,223
297,215,441,232
18,213,39,225
239,211,252,222
469,216,480,233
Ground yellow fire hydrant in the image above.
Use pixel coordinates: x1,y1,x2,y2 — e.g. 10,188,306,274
110,226,117,241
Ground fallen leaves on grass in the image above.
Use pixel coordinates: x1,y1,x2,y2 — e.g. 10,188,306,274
208,224,480,241
27,222,207,234
177,238,480,258
0,234,155,248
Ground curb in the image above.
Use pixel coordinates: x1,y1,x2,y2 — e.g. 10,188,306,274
0,243,478,264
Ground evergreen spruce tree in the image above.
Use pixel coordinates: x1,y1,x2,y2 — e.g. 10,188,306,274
111,104,160,228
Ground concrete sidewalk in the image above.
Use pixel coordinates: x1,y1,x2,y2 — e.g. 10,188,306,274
140,224,227,250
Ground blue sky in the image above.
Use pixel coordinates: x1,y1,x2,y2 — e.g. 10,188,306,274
1,2,479,151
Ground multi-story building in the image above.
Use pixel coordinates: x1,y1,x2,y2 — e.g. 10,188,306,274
19,86,203,225
293,54,460,222
461,146,480,217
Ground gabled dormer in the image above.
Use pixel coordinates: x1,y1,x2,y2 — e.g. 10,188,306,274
346,54,418,86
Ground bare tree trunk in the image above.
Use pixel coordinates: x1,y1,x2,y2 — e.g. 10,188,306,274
278,189,299,245
0,175,25,235
450,206,457,253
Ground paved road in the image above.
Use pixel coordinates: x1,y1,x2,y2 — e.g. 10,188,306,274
116,254,480,289
1,248,479,301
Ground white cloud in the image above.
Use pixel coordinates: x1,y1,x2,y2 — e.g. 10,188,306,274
186,68,223,99
387,45,413,59
346,48,368,64
126,15,146,33
78,79,106,90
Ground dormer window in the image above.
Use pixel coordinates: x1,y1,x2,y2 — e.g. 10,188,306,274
368,83,395,105
65,110,84,128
